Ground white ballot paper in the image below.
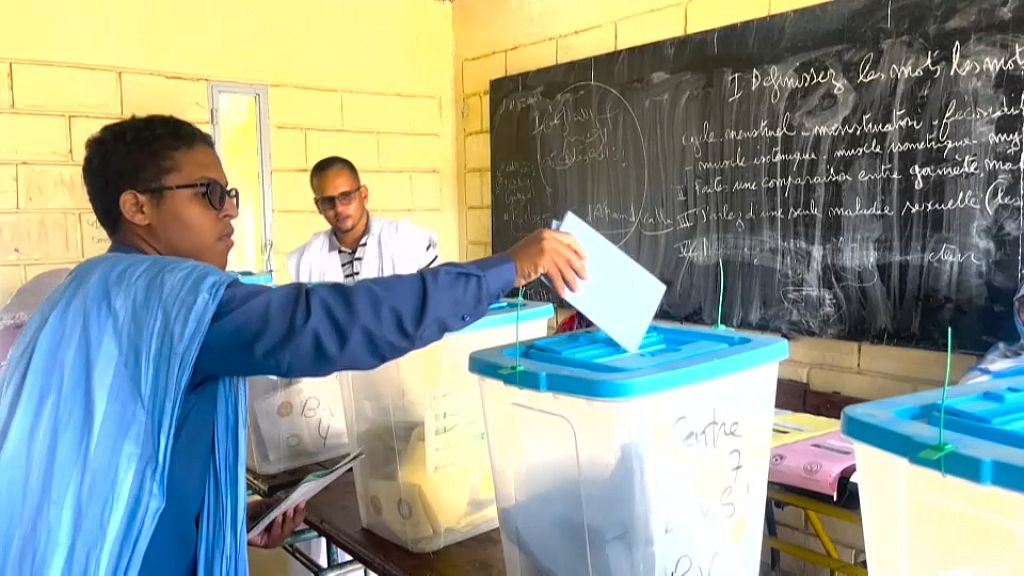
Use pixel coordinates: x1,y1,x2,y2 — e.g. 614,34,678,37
555,211,666,352
247,449,365,539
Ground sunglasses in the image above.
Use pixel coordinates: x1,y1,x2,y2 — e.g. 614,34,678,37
138,181,240,212
314,186,363,212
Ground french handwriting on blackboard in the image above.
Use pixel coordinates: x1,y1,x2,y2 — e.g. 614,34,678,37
489,0,1024,353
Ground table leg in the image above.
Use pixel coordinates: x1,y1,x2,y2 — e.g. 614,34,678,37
764,500,781,575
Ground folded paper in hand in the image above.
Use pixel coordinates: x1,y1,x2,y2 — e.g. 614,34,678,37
247,449,365,539
554,211,666,352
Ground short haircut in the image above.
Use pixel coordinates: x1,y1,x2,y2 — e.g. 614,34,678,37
82,115,214,236
309,156,360,190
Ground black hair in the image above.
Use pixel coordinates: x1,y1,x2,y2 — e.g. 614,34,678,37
82,115,214,236
309,156,360,189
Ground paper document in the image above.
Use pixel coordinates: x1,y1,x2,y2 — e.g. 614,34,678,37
768,432,856,499
247,449,365,539
555,211,666,352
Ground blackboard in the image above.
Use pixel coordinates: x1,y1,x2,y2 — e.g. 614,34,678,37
489,0,1024,355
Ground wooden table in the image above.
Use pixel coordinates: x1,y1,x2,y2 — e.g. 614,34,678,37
247,464,506,576
303,475,507,576
246,458,345,498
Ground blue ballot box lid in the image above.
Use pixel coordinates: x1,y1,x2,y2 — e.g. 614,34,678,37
469,323,788,399
843,377,1024,493
457,299,554,334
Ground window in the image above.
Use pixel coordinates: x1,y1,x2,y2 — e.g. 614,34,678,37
208,83,273,274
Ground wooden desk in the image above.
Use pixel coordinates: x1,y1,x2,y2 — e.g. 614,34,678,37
246,458,344,497
304,475,507,576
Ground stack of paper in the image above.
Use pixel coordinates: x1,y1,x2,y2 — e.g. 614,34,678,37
246,450,365,538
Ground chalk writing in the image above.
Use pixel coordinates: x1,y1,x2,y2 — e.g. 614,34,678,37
887,132,974,156
856,162,900,182
640,208,676,236
730,63,846,103
589,201,636,225
902,190,982,215
857,50,944,84
989,132,1024,154
532,102,615,138
985,179,1024,215
909,155,980,190
927,243,983,265
495,161,538,217
985,157,1020,172
681,122,717,158
752,147,818,165
683,116,800,157
722,115,798,142
675,239,710,260
830,198,896,218
941,96,1024,141
673,233,988,273
539,128,615,170
535,102,620,171
733,180,758,192
950,41,1024,78
804,107,924,137
857,43,1024,84
762,168,852,195
489,0,1024,354
835,139,882,158
496,91,542,116
697,149,747,171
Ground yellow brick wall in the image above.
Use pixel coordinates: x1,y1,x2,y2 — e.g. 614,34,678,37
450,2,977,403
0,0,457,302
0,63,229,297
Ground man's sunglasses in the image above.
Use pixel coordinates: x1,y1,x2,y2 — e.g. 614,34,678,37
138,181,240,212
314,186,362,212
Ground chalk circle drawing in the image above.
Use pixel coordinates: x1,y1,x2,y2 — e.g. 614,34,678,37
534,80,649,247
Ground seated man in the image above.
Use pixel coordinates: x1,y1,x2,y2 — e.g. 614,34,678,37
0,115,586,575
288,156,439,283
285,155,446,571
